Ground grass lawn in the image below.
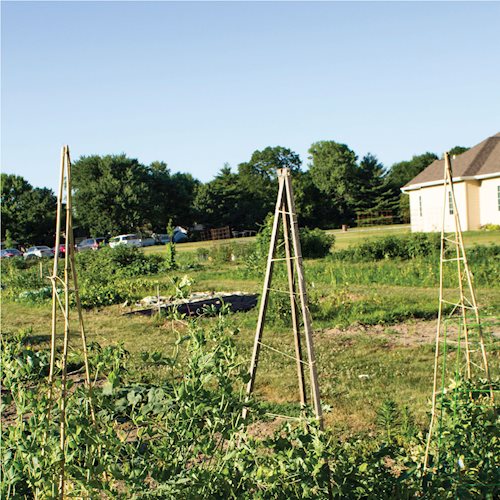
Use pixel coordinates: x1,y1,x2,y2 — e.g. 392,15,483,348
144,224,500,255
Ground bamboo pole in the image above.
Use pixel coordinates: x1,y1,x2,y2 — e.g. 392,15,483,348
281,198,307,406
242,175,285,420
424,153,450,469
65,147,96,424
48,147,66,408
445,155,472,379
283,170,323,427
59,147,71,498
444,153,493,399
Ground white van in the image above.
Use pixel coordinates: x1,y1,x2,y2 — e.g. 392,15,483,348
109,234,142,248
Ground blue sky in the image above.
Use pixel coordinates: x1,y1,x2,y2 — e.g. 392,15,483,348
2,1,500,191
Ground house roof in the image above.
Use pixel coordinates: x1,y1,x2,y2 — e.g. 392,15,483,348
403,132,500,190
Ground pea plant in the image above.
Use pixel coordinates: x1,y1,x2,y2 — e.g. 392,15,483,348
1,316,498,498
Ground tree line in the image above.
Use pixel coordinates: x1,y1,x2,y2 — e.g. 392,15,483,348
1,142,468,246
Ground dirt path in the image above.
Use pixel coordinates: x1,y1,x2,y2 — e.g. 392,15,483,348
319,318,499,347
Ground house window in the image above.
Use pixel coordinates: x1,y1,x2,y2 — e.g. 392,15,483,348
498,186,500,211
419,196,422,217
449,192,454,215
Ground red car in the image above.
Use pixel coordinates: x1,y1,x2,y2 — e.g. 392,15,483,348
52,243,69,258
0,248,23,259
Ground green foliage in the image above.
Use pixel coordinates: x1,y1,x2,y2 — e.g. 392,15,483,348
72,154,150,235
300,228,335,258
72,155,199,236
376,400,399,442
0,173,56,246
422,379,499,498
165,218,177,270
333,233,441,261
385,152,438,191
1,246,167,309
1,309,498,498
193,165,249,230
448,145,469,156
308,141,359,222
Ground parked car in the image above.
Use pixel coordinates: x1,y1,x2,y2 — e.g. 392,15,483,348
52,243,69,258
154,228,188,245
172,230,188,243
154,234,170,245
76,237,107,252
0,248,23,259
23,246,54,259
140,236,156,247
109,234,142,248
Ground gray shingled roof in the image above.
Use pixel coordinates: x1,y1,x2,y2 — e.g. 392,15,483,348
403,132,500,188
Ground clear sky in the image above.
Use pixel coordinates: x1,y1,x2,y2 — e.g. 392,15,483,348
2,1,500,192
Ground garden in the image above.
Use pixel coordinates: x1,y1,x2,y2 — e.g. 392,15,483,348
1,228,499,498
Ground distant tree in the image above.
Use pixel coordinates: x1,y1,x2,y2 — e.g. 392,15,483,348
385,152,438,190
239,146,301,180
72,154,150,236
308,141,359,224
193,165,248,229
353,153,391,212
448,146,469,156
167,172,199,227
236,146,302,228
385,152,438,222
146,162,199,231
293,170,341,229
1,173,56,245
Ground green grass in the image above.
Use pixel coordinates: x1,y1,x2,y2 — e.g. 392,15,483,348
143,225,500,254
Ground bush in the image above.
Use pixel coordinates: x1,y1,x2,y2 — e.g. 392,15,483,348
300,228,335,259
333,233,441,261
246,216,334,276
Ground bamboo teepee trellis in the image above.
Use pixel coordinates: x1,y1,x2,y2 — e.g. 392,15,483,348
47,145,95,498
242,168,323,428
423,152,494,470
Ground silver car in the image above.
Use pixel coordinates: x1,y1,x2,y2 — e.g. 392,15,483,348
23,246,54,259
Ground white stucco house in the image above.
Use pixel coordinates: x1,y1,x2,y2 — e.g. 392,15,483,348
401,133,500,232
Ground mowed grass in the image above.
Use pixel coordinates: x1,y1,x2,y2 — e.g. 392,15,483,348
2,226,499,434
144,224,500,255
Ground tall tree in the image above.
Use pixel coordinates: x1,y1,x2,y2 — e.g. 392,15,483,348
72,154,150,236
385,152,438,191
293,170,340,229
308,141,359,224
448,146,469,156
354,153,396,212
237,146,302,229
193,165,248,229
1,173,56,245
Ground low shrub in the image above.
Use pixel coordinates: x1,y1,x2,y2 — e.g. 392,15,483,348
333,233,441,261
300,227,335,259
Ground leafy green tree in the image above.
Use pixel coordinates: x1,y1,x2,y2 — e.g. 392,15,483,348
146,162,199,231
308,141,359,224
354,153,391,213
448,145,469,156
237,146,302,228
1,173,56,245
385,152,438,221
293,170,340,229
193,165,248,229
167,172,199,227
385,152,438,190
72,154,150,236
